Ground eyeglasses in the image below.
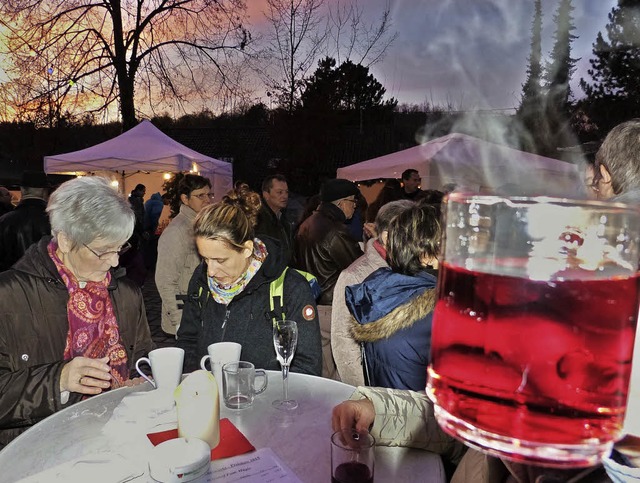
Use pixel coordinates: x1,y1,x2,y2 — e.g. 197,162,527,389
193,193,215,201
83,242,131,260
342,198,357,205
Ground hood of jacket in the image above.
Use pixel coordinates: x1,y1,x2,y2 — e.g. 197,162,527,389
347,268,437,343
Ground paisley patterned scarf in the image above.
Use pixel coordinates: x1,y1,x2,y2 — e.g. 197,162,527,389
47,240,129,389
208,238,268,305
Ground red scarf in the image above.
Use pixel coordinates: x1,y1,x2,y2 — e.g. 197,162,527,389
48,240,129,389
373,239,387,261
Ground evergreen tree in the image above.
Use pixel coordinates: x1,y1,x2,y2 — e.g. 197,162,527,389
300,57,395,111
518,0,546,153
579,0,640,134
545,0,578,110
535,0,580,154
520,0,544,113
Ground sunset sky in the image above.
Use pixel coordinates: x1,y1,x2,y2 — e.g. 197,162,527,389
0,1,620,115
248,0,618,110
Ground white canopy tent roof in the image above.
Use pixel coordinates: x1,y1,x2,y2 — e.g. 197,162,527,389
337,132,584,197
44,120,233,197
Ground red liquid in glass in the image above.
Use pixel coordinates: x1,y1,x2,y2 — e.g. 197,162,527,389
429,262,638,448
332,462,373,483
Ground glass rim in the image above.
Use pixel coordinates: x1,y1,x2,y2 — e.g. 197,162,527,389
222,360,254,371
331,429,375,450
446,192,640,213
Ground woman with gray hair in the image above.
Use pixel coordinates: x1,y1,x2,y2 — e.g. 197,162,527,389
0,176,154,448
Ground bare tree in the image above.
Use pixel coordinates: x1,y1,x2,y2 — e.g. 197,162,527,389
262,0,396,113
263,0,328,113
327,0,397,67
0,0,251,130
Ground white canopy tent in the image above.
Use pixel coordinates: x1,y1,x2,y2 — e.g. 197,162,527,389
337,132,584,197
44,120,233,198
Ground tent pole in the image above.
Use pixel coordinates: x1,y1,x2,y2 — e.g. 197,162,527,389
121,170,125,195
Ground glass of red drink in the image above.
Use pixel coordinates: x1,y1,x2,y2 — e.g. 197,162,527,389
331,429,375,483
427,193,640,467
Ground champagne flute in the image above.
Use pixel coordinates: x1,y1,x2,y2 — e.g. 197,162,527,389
272,319,298,410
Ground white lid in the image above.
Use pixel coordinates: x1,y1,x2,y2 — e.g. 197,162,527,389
148,438,210,483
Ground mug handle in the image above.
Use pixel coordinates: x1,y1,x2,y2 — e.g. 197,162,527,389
200,355,211,371
254,369,268,394
135,357,156,388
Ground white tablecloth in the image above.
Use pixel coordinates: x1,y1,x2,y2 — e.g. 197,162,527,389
0,371,445,483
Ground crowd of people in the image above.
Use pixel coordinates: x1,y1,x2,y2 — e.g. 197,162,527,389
0,119,639,481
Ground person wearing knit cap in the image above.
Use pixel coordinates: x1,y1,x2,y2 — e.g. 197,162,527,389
294,178,364,379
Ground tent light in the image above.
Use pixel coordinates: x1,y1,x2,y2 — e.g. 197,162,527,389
163,173,172,180
110,180,119,189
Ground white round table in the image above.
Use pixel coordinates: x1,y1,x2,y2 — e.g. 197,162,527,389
0,371,445,482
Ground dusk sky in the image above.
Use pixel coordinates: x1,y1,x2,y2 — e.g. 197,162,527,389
0,1,619,116
249,0,618,111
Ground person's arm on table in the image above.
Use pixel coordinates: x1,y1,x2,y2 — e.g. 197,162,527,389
0,355,111,430
285,270,322,376
333,388,609,483
332,386,466,464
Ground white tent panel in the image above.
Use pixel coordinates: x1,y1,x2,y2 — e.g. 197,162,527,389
337,133,584,197
44,120,232,197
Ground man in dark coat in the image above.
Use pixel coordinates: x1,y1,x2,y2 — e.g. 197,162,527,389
128,183,146,239
255,174,294,263
0,171,51,272
294,178,363,379
294,179,363,304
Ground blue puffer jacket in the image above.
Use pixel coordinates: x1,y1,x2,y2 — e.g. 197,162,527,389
345,268,437,391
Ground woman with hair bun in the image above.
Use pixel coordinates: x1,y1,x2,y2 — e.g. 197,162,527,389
177,184,322,375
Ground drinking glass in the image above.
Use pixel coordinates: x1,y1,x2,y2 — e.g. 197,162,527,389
331,429,375,483
427,194,640,467
273,319,298,410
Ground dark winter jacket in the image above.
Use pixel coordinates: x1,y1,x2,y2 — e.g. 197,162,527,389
0,198,51,272
255,203,293,264
129,191,145,224
294,202,363,305
0,237,154,448
346,268,438,391
144,192,164,234
177,236,322,376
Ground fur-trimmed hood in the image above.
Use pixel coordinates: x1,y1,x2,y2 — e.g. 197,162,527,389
350,288,435,342
345,267,437,343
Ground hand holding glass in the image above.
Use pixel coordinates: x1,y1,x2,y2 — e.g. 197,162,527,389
427,194,640,467
273,319,298,410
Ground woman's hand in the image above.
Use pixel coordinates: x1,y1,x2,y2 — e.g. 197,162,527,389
60,356,111,395
332,399,376,433
363,223,377,240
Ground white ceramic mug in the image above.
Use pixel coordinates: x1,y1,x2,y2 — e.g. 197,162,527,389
200,342,242,394
135,347,184,392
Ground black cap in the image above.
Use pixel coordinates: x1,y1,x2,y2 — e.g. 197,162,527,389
321,179,359,202
20,170,50,188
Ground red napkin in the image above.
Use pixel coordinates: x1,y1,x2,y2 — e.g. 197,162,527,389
147,418,255,460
